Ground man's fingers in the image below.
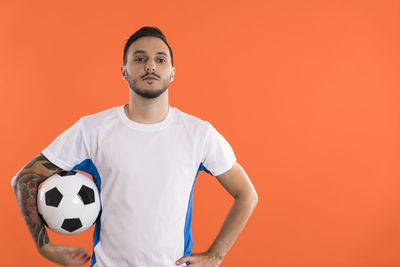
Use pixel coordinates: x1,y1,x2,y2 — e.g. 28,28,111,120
64,247,90,265
71,251,87,259
176,256,193,265
74,254,91,264
69,247,87,257
69,252,91,265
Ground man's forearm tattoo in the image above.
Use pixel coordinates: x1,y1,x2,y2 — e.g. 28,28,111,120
15,153,62,249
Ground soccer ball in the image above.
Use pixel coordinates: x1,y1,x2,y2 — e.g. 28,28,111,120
37,170,100,235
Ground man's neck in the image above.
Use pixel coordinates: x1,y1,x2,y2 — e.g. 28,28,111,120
124,91,169,124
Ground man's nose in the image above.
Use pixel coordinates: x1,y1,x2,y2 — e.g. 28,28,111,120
145,60,156,72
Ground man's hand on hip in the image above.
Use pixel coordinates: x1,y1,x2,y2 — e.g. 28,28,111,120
176,251,223,267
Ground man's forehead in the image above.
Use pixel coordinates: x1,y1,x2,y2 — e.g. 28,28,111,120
128,37,169,55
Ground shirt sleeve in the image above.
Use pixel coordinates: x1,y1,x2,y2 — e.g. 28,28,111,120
201,122,237,176
41,118,90,171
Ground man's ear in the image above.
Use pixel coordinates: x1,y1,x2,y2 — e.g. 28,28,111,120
121,65,127,80
170,67,176,82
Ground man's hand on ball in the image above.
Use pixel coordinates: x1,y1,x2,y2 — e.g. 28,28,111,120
39,243,91,265
175,251,223,267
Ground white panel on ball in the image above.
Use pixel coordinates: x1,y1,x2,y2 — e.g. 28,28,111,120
58,195,84,218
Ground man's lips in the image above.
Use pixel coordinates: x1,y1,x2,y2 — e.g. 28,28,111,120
143,76,158,80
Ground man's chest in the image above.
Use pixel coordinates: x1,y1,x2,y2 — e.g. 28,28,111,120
93,128,203,192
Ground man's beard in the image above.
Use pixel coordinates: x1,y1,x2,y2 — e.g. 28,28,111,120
127,77,169,99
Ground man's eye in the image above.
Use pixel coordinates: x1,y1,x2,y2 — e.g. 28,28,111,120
157,58,166,63
135,57,145,62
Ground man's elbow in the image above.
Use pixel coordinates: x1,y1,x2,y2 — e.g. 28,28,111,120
11,170,23,197
249,189,258,208
252,190,258,205
237,187,258,208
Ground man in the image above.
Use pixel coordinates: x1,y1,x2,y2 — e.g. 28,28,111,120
12,26,258,266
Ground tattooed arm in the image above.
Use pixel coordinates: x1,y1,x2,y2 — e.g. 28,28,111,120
13,153,90,265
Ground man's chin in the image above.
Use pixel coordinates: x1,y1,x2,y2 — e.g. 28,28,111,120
131,86,168,99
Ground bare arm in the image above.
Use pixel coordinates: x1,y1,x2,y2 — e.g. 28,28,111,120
12,152,90,265
176,162,258,266
206,162,258,261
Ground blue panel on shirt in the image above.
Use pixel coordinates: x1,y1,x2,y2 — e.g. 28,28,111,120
71,159,102,267
183,162,212,265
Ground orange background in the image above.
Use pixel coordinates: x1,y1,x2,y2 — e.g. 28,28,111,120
1,0,400,266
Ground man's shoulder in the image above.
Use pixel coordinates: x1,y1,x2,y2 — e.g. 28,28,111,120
176,108,211,136
173,107,211,129
79,105,121,127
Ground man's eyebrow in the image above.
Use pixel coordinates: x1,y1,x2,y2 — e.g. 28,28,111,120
156,52,168,56
133,50,168,56
133,50,147,55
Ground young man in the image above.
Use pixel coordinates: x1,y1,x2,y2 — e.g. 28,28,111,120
12,27,258,267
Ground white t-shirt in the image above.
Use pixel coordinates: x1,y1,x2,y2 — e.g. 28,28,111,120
39,104,237,267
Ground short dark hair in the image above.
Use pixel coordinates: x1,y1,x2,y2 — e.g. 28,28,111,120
122,26,173,66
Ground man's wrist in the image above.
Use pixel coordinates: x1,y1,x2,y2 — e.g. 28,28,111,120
206,248,225,262
38,242,52,255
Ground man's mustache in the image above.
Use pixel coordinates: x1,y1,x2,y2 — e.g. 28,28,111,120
141,73,160,79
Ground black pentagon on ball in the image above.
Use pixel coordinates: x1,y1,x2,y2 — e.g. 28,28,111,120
78,185,95,205
45,187,63,207
61,218,82,232
58,170,77,177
